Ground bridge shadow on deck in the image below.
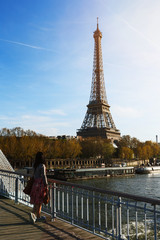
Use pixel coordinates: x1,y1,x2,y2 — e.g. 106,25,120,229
0,196,102,240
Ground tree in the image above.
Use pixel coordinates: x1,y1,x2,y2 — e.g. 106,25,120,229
117,135,132,148
136,141,160,160
68,139,82,158
119,147,133,160
117,135,140,158
102,141,115,162
137,146,143,159
141,145,152,160
80,137,104,158
152,143,160,157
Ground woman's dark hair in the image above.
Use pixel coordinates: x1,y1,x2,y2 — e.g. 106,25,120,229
33,152,46,170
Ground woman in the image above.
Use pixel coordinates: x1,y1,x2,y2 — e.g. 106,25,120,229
30,152,48,223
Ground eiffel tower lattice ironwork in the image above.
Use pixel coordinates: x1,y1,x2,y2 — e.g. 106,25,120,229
77,19,121,142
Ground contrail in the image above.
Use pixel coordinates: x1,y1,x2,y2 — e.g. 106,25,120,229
0,38,55,52
119,17,160,51
106,5,160,51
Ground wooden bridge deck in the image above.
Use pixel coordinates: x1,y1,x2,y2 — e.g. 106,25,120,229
0,196,102,240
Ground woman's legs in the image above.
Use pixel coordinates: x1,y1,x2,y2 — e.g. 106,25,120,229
32,205,36,214
33,204,42,218
36,203,42,218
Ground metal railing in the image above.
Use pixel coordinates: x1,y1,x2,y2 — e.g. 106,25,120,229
0,169,160,240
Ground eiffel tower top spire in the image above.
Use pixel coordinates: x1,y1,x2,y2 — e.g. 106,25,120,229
97,17,99,28
89,18,107,105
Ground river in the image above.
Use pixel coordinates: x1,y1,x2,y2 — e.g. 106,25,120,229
74,172,160,200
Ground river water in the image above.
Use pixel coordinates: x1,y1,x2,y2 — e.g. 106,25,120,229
75,172,160,200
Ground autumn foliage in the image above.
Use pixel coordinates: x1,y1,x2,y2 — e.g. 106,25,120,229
0,128,159,167
117,135,160,160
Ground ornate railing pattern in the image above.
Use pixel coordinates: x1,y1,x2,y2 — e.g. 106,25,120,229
0,169,160,240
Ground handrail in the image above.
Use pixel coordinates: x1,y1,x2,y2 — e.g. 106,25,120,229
1,168,160,206
48,178,160,205
0,169,32,178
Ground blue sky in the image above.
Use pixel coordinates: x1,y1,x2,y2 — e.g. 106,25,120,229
0,0,160,141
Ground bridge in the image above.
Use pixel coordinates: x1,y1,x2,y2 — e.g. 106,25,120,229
0,169,160,240
0,195,100,240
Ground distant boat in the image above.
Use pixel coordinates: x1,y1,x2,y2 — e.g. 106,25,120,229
135,166,160,174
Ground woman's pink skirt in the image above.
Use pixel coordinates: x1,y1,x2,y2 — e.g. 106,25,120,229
30,178,46,204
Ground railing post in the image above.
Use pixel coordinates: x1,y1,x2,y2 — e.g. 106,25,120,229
92,191,95,234
0,178,2,194
81,190,84,223
154,205,157,240
127,201,129,240
116,197,122,240
58,186,60,211
112,197,115,237
87,191,89,226
15,177,18,204
76,190,79,221
54,183,56,219
67,187,69,214
62,186,64,217
50,182,57,221
98,194,101,232
119,197,122,238
144,203,147,240
71,186,74,224
135,202,138,240
117,197,122,240
105,199,108,233
50,186,54,221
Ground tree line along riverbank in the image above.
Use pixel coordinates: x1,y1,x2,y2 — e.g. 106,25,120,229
0,127,159,169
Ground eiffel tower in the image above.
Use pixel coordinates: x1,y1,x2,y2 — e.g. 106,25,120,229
77,19,121,142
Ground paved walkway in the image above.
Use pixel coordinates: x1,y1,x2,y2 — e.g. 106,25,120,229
0,196,103,240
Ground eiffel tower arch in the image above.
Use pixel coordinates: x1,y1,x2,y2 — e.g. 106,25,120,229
77,19,121,143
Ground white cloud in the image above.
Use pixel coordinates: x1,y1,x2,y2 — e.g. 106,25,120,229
0,113,70,136
22,115,50,121
38,109,66,116
21,114,69,127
